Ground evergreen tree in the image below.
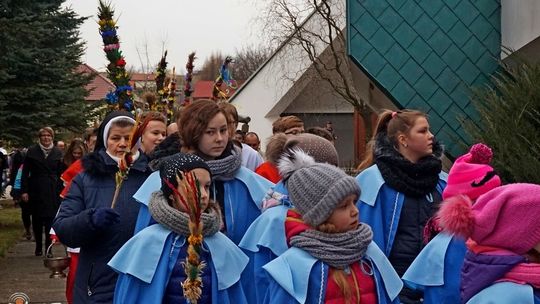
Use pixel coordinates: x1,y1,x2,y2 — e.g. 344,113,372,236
463,60,540,183
0,0,92,145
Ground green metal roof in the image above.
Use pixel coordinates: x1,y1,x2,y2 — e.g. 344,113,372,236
347,0,500,156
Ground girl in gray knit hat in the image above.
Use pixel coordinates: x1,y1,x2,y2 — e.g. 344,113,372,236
239,132,340,302
109,153,249,303
262,148,402,304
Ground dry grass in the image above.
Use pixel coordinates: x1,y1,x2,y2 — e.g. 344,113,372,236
0,200,23,257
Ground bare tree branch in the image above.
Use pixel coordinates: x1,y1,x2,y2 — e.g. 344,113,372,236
261,0,368,109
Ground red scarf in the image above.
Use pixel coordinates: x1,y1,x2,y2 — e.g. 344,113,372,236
284,209,311,245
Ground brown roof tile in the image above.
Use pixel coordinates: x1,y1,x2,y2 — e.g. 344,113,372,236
77,64,116,102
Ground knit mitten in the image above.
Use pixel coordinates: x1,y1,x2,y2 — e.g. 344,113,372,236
90,207,120,230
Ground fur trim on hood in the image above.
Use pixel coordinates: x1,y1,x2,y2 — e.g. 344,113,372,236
82,150,118,177
82,149,148,177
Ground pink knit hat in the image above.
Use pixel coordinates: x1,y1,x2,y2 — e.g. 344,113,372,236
442,143,501,200
438,183,540,255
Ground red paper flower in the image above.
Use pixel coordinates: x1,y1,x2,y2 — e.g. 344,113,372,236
116,58,126,67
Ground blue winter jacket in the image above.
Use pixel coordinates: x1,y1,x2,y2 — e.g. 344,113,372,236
109,224,248,304
132,166,273,303
52,150,150,303
355,164,447,257
262,242,403,304
402,232,467,303
239,181,291,303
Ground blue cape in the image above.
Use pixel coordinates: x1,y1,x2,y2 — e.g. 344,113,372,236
109,224,248,303
263,242,403,304
467,282,539,304
356,164,447,256
238,181,291,302
402,232,467,303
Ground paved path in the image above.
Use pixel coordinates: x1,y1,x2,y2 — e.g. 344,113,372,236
0,237,66,303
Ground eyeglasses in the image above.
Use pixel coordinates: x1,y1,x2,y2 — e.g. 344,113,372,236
284,129,304,136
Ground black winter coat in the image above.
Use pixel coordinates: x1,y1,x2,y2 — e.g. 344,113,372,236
20,144,63,217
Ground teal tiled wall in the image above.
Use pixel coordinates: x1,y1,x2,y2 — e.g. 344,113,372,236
347,0,500,156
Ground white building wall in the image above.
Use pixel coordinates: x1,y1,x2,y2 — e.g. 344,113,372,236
230,0,347,147
501,0,540,58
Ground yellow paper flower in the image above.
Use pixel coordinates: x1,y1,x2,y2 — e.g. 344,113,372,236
188,235,203,245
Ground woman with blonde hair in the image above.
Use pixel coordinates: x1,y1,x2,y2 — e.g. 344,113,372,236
21,127,63,256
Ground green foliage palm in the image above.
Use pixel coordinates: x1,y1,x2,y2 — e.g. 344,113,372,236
464,60,540,183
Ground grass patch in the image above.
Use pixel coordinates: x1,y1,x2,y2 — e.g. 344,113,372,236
0,200,23,257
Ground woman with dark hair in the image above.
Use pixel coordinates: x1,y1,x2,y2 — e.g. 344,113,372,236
21,127,63,256
356,109,447,304
52,111,150,303
52,137,86,304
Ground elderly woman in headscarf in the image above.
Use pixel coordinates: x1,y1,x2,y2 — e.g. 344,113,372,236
53,111,150,303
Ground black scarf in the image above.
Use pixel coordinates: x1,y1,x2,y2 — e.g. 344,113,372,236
374,133,442,198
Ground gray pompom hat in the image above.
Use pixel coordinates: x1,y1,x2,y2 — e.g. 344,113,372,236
278,148,360,226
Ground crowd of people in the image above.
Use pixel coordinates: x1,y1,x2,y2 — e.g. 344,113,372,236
1,100,539,304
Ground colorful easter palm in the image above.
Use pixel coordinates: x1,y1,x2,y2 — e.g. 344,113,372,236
98,0,133,111
164,171,205,303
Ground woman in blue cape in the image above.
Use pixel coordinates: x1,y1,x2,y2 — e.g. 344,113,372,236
356,110,447,303
132,100,272,303
110,153,247,303
263,149,402,304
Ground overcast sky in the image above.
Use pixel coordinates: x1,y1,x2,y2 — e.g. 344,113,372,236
63,0,265,72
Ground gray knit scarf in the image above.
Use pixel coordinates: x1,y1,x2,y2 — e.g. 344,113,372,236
206,145,242,181
148,191,221,237
290,224,373,269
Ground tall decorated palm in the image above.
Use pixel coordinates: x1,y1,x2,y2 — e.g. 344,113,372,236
153,50,168,112
98,0,133,111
